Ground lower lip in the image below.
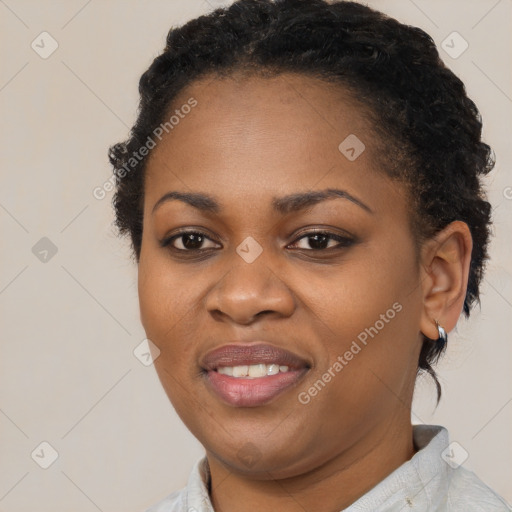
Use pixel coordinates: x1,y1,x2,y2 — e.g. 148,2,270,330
205,369,308,407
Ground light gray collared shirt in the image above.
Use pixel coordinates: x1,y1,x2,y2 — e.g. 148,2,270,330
145,424,511,511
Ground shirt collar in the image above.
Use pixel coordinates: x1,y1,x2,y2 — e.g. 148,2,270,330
185,424,451,512
344,424,451,511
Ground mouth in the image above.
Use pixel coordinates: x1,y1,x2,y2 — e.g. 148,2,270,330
201,343,310,407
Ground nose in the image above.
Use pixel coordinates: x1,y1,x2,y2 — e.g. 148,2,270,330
205,252,296,325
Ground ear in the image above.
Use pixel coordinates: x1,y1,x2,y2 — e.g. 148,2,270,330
419,221,473,340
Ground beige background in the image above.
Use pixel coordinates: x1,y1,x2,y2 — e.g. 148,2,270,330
0,0,511,510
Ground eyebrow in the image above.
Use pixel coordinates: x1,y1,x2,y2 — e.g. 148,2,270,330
151,188,373,216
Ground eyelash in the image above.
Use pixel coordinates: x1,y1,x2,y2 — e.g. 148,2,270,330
160,229,355,255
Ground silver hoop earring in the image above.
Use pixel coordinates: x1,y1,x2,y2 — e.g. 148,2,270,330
435,319,447,346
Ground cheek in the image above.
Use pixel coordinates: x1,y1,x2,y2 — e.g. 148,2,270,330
137,253,209,414
138,251,203,358
296,239,422,410
297,238,418,353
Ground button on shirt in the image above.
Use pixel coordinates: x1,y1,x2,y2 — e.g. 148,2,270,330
145,424,511,512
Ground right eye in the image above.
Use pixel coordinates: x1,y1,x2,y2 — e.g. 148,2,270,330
160,230,221,252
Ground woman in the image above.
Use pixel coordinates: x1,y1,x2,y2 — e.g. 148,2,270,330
108,0,510,510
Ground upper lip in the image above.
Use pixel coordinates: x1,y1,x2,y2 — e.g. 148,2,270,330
201,343,310,371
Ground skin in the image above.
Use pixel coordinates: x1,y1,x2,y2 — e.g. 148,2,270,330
138,72,472,511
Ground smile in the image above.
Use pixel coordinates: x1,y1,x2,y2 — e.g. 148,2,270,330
217,363,290,378
201,343,310,407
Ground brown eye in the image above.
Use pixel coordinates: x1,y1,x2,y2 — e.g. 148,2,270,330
161,231,220,252
289,231,355,251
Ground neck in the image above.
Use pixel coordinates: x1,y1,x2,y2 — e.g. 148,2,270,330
207,418,415,512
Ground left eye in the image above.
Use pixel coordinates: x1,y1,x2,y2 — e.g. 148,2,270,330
289,232,354,251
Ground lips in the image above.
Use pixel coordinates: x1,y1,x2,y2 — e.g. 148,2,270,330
201,343,310,407
201,343,309,371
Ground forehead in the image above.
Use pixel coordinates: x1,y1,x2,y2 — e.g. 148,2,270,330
144,72,397,214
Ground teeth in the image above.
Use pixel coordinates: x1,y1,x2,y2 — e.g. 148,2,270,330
217,363,290,378
267,364,279,375
220,366,233,376
232,365,248,377
248,364,267,378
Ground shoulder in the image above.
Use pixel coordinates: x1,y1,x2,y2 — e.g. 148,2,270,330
143,488,187,512
142,456,212,512
445,465,511,511
409,425,510,512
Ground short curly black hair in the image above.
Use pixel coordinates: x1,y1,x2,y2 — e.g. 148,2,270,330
108,0,494,401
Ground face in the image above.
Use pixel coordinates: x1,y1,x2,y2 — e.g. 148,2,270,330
138,72,425,479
